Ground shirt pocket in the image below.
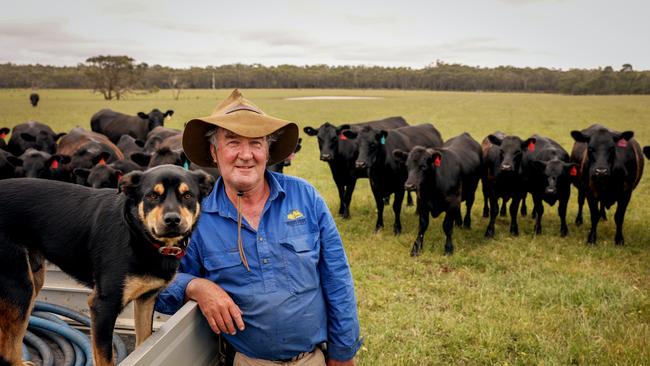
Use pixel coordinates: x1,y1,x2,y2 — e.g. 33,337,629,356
204,251,253,308
279,231,320,294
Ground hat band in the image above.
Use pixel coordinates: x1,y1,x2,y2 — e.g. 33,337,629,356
224,105,262,115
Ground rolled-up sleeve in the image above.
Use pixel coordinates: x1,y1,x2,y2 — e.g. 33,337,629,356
315,193,363,361
155,231,204,315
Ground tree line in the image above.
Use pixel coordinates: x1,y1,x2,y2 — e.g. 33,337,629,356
1,57,649,97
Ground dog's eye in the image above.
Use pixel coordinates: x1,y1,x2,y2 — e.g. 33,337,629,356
146,192,159,201
182,192,193,200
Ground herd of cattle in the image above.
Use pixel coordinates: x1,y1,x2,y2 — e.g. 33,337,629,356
2,103,650,256
304,117,650,255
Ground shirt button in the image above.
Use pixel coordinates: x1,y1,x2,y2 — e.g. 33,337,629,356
262,258,270,264
258,237,263,241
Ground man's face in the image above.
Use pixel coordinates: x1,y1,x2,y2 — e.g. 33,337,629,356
211,128,269,192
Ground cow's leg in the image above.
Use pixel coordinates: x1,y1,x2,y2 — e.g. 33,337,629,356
614,195,631,245
575,189,585,226
482,179,490,218
520,192,528,217
485,194,499,238
464,183,477,229
500,198,508,217
371,187,385,233
89,288,121,366
533,195,544,235
509,197,521,236
392,189,405,235
586,196,600,245
335,180,346,216
411,202,429,256
599,203,608,221
342,179,357,219
443,209,456,255
558,194,569,237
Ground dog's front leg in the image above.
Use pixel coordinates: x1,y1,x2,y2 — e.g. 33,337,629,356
88,289,121,366
134,293,157,346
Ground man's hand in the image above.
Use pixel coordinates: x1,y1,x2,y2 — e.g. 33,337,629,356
327,359,355,366
186,278,245,335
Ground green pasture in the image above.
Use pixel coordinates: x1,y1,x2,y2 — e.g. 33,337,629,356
2,89,650,365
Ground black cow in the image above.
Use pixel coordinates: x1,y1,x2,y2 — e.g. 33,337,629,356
7,121,66,156
395,133,481,255
117,135,145,158
480,131,528,218
644,146,650,159
522,135,576,236
90,108,174,144
73,153,141,189
12,148,70,181
268,138,302,173
482,133,535,238
303,116,409,218
144,126,182,153
570,125,644,245
343,123,443,234
30,93,40,107
58,128,125,185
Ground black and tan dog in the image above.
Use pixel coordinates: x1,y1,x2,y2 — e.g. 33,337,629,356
0,164,213,366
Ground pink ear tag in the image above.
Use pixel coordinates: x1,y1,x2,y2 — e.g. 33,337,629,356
0,133,6,139
117,173,123,182
570,166,577,176
50,160,59,169
434,156,441,167
617,139,628,148
339,133,347,140
528,141,535,152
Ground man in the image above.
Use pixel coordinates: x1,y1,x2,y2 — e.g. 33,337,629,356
155,89,362,366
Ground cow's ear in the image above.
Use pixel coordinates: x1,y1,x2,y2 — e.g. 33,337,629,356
56,154,71,164
137,112,149,119
487,134,502,146
130,152,152,167
20,133,36,142
615,131,634,142
342,130,357,139
430,151,442,168
180,151,190,169
303,127,318,136
643,146,650,159
571,130,589,143
337,124,351,133
522,137,537,151
92,151,111,165
54,133,66,142
564,163,579,176
165,110,174,117
392,149,408,163
378,130,388,144
7,155,22,167
118,170,143,197
73,168,91,180
135,139,145,148
0,127,9,135
191,169,215,199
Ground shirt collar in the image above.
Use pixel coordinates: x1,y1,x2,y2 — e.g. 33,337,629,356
201,170,285,216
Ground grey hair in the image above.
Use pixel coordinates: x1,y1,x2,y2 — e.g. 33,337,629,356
205,127,278,150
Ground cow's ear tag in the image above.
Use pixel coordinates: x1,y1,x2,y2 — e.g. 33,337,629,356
434,155,441,167
0,133,6,139
183,160,190,170
339,133,347,141
99,158,106,165
617,139,628,148
570,166,577,176
50,160,59,169
117,173,123,181
380,136,386,145
528,141,535,152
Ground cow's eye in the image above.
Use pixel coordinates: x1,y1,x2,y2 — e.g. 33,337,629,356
182,192,193,200
146,192,159,201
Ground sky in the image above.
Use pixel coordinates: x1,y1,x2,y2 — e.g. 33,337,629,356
1,0,649,70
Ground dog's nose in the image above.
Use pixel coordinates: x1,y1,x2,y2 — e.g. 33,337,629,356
163,212,181,226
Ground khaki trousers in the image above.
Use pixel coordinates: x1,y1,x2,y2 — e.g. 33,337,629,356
233,348,326,366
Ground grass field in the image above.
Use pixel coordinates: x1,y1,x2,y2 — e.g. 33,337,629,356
2,89,650,365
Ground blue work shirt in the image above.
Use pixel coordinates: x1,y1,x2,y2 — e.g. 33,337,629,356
155,170,362,361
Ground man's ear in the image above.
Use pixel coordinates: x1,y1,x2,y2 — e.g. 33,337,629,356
118,171,143,198
192,169,215,198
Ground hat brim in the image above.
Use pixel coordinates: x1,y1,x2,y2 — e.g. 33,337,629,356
183,112,299,168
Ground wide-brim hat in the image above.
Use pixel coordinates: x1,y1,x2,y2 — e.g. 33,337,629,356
183,89,298,167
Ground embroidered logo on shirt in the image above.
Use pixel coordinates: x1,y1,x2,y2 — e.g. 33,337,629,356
287,210,304,220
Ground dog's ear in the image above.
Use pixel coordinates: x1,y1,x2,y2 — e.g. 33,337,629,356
191,170,215,199
118,170,144,198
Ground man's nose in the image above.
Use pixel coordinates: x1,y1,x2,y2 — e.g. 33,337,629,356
238,143,254,159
